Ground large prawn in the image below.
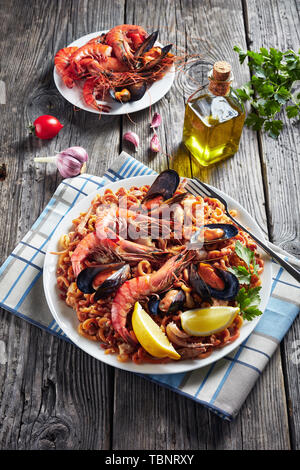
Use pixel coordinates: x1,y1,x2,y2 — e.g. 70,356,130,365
82,76,111,112
111,250,195,344
106,24,147,67
54,46,79,88
70,232,116,277
69,43,113,75
71,205,167,276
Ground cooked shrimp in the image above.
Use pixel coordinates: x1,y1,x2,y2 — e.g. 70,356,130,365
71,232,100,277
71,205,165,277
111,250,195,344
106,24,147,67
54,46,79,88
82,77,111,112
69,43,112,75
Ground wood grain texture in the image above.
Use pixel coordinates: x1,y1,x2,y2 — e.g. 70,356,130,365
245,0,300,254
245,0,300,450
112,0,290,450
0,0,297,450
0,0,125,450
121,0,193,176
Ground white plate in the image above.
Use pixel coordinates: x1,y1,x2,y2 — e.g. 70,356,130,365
53,30,175,115
43,175,272,374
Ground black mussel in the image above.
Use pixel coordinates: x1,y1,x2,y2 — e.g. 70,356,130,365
189,264,212,303
140,44,173,71
159,289,186,314
110,82,147,103
94,264,131,301
134,31,159,59
190,223,239,247
142,169,180,203
109,87,131,103
189,263,239,302
127,82,147,101
148,295,161,315
76,262,125,294
206,268,239,301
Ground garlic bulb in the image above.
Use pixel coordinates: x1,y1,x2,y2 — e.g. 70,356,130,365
34,146,88,178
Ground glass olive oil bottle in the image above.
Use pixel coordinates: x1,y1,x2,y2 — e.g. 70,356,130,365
182,61,245,167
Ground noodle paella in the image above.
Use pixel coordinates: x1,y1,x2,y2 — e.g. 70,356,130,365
55,170,264,364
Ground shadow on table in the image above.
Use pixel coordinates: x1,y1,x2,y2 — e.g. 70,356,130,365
170,142,220,183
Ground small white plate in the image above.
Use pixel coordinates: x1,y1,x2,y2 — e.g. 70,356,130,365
43,175,272,374
53,30,175,114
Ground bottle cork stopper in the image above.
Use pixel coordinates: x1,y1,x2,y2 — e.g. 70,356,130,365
208,61,233,96
212,61,232,81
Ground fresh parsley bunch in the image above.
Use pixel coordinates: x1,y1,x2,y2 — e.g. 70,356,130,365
233,45,300,138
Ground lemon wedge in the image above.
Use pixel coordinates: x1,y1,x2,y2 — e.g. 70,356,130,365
181,306,240,336
132,302,181,360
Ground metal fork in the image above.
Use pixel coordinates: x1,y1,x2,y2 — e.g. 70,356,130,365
186,178,300,283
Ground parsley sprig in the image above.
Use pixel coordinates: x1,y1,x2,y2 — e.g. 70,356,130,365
228,241,258,285
228,241,263,321
233,46,300,138
236,287,262,321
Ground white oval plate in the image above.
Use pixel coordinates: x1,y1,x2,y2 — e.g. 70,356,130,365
43,175,272,374
53,30,175,115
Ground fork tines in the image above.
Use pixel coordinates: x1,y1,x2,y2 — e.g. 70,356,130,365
195,178,223,201
185,178,211,198
185,179,203,197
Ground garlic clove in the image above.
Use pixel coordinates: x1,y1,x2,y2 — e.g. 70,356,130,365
150,133,161,153
150,112,162,129
123,131,139,150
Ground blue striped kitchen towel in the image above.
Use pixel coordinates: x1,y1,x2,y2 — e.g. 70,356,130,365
0,151,299,420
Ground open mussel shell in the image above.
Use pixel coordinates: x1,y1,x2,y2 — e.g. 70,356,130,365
148,290,186,315
159,289,186,314
76,262,125,294
142,169,180,203
134,31,159,59
189,264,212,303
109,88,131,103
207,268,239,301
141,44,173,71
110,82,147,103
189,264,239,302
148,295,161,315
94,264,131,301
127,82,147,101
190,223,239,246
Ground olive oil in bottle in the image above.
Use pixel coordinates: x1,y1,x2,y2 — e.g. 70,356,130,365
182,61,245,167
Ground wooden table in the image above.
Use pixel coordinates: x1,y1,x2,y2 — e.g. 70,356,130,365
0,0,299,450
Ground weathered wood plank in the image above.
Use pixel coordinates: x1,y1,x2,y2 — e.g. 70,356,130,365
121,0,193,176
0,0,296,451
245,0,300,450
0,315,114,449
112,0,290,450
0,0,125,450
